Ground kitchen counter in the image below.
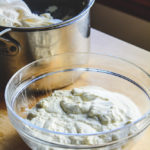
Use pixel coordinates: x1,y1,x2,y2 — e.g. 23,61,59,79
0,28,150,150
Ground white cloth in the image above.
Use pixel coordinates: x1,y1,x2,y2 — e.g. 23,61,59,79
0,0,61,27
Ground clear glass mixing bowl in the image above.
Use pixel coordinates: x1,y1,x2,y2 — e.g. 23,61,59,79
5,53,150,150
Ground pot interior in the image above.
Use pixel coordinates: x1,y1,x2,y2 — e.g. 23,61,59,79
24,0,89,21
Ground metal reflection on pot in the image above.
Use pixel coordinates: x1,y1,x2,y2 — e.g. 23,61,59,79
0,0,95,88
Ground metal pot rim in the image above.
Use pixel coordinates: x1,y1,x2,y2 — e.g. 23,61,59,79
0,0,95,32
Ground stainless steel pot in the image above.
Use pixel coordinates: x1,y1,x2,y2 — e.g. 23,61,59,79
0,0,95,88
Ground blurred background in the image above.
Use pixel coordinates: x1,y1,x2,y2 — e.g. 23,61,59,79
91,0,150,51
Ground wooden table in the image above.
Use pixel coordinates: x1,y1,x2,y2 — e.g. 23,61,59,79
0,28,150,150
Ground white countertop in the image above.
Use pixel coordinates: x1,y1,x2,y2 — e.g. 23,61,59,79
91,28,150,75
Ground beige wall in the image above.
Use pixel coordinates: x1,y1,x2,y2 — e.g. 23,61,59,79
91,3,150,51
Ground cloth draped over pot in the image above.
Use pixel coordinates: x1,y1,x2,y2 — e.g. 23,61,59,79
0,0,61,27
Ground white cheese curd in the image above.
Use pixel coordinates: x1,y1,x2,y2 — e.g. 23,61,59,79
26,86,141,149
0,0,61,27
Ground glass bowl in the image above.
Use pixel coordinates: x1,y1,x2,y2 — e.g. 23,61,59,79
5,53,150,150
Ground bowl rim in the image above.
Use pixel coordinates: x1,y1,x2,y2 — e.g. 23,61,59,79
4,52,150,147
0,0,95,32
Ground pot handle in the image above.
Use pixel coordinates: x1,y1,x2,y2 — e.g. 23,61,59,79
0,28,20,56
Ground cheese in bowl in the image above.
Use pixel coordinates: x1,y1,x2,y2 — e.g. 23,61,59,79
26,86,141,147
5,53,150,150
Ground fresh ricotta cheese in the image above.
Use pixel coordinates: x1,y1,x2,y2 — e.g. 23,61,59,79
27,86,141,148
